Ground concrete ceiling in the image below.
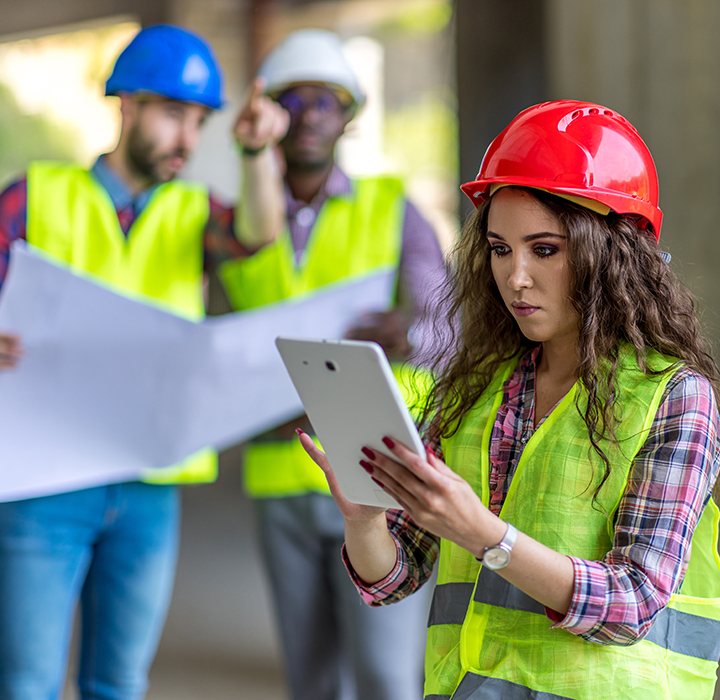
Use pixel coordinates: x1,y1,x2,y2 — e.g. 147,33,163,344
0,0,169,41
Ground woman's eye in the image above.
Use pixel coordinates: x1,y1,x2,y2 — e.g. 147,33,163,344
533,245,557,257
490,244,510,257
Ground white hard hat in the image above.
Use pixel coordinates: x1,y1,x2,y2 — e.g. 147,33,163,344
258,29,365,110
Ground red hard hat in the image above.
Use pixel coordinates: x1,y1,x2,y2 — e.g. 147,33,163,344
460,100,662,241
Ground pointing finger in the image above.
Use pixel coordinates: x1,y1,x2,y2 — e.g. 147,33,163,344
248,77,267,111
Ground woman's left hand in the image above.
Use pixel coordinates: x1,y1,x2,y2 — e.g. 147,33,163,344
367,438,504,557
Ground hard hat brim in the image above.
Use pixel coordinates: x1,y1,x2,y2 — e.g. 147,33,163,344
461,177,662,242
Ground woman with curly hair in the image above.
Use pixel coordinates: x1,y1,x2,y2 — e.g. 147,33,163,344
299,101,720,699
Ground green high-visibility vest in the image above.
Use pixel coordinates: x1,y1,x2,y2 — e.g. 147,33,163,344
219,177,405,497
427,349,720,700
26,161,217,485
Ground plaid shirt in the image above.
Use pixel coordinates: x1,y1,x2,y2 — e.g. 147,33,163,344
0,156,252,287
345,349,720,646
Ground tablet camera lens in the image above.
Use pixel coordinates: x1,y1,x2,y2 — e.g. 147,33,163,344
325,361,336,372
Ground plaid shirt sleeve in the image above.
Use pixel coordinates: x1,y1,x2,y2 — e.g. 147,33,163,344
203,195,257,271
0,178,28,288
342,508,440,606
550,367,720,644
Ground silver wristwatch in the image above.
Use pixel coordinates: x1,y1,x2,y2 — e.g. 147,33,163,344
481,522,518,570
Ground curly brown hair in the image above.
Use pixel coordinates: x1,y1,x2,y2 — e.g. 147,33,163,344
421,187,720,495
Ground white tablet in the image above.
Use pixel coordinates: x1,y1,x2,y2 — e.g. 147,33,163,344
275,337,426,508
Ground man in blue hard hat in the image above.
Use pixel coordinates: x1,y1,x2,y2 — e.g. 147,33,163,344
0,24,287,700
221,29,444,700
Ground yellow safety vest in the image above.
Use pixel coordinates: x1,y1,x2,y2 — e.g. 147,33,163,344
429,349,720,699
26,161,218,484
219,177,405,497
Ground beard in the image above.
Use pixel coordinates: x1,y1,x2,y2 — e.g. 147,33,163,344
126,122,188,184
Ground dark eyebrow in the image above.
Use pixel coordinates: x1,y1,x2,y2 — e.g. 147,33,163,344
486,231,566,242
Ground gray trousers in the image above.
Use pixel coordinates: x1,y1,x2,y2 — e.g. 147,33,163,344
254,493,432,700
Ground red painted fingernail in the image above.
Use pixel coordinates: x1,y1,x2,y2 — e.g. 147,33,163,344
359,460,374,474
361,447,376,460
371,477,384,488
425,444,436,458
382,437,395,449
295,428,305,436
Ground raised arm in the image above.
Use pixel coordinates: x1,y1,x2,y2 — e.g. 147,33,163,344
232,78,290,249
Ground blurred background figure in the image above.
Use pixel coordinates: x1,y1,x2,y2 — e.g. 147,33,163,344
0,23,283,700
221,27,445,700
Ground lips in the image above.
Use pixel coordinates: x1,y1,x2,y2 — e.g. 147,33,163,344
511,302,539,316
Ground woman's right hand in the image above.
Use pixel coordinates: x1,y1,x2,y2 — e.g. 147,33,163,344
296,429,387,523
297,428,400,585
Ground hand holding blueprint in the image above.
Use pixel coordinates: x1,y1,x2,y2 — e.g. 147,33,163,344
0,244,395,501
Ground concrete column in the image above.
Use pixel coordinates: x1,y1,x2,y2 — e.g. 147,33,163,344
547,0,720,346
455,0,548,217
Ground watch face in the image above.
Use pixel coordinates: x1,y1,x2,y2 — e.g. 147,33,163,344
483,547,510,570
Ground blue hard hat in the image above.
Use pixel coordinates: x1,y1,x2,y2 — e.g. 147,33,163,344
105,24,224,110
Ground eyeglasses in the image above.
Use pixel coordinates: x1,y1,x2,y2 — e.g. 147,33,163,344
277,90,344,117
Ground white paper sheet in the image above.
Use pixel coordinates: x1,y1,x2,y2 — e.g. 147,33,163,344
0,243,395,501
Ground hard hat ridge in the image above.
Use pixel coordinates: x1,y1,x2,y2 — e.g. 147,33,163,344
258,28,365,111
105,24,225,110
461,100,663,240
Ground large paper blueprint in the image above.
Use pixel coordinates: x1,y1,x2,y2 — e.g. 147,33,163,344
0,244,395,501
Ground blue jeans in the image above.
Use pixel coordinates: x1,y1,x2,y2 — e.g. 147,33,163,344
0,483,180,700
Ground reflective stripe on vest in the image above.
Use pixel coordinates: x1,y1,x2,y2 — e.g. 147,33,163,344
430,572,720,661
428,582,474,627
425,348,720,700
451,673,575,699
219,177,406,498
645,604,720,661
26,161,217,485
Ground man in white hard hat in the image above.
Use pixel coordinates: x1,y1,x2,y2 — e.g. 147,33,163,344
222,28,444,700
